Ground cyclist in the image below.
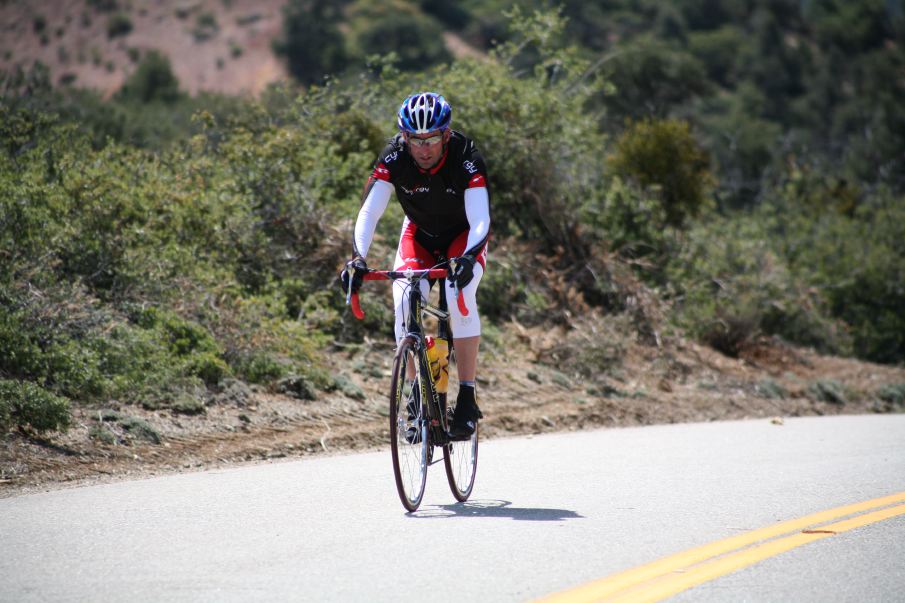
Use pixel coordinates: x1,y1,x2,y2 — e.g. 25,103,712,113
342,92,490,438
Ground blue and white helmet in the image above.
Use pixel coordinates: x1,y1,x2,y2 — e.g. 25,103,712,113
396,92,452,134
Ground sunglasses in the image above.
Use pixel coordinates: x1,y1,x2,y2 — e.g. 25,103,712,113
406,133,444,148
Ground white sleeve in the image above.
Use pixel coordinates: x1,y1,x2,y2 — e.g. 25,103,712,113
464,186,491,254
353,180,393,258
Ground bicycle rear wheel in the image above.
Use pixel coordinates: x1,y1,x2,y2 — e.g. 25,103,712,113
389,336,429,512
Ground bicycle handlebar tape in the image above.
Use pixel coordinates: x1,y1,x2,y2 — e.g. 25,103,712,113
351,292,365,320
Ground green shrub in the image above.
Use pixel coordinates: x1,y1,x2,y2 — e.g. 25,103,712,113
756,378,787,400
193,12,219,42
0,380,71,433
107,13,133,38
808,380,848,405
584,176,672,260
135,307,219,356
119,416,161,444
767,185,905,363
476,243,531,323
537,316,628,382
0,395,9,431
88,424,117,444
235,353,287,384
333,374,365,400
171,393,205,415
117,51,181,103
607,118,714,229
688,25,747,85
184,352,231,386
878,383,905,407
596,35,711,122
274,0,347,84
347,1,452,72
668,208,853,358
87,0,119,12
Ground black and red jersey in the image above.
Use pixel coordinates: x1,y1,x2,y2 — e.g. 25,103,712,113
366,131,490,243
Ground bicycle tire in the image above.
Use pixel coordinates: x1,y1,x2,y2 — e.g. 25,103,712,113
443,350,479,501
389,336,429,512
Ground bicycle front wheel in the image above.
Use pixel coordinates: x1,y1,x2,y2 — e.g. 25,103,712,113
443,352,478,501
389,336,429,512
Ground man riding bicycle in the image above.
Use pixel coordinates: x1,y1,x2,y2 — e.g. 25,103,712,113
342,92,491,438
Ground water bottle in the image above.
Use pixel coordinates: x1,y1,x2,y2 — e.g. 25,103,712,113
425,336,450,393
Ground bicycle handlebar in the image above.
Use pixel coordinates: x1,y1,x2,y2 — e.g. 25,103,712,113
347,268,469,320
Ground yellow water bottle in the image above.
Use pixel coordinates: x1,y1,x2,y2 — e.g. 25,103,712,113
435,337,449,394
425,336,441,383
425,337,450,393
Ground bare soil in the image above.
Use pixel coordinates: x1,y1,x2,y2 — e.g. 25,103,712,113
0,0,483,96
1,0,288,96
3,322,903,498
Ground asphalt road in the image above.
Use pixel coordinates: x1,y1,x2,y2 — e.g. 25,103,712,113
2,414,904,602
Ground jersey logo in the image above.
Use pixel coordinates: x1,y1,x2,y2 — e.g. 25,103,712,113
401,185,430,195
385,151,399,163
467,174,486,188
373,163,390,181
463,160,478,174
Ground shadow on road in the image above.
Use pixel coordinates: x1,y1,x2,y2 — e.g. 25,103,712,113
410,499,583,521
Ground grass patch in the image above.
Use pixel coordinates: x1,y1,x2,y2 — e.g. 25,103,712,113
808,380,848,405
119,416,161,444
756,378,787,400
333,374,365,400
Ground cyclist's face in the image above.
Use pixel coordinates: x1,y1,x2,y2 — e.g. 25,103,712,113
406,130,449,169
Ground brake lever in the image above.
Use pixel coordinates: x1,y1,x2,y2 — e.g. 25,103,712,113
344,266,355,306
449,259,469,317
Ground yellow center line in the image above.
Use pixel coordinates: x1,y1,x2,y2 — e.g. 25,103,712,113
607,504,905,603
537,491,905,603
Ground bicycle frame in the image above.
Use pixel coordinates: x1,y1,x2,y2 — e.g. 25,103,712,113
348,263,468,446
346,261,480,510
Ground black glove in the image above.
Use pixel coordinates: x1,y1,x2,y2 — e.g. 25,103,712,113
341,256,368,293
450,255,476,289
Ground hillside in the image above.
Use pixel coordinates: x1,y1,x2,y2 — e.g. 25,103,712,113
0,0,484,97
2,2,904,496
1,0,289,97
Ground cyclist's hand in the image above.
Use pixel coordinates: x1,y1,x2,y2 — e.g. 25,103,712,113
450,255,476,289
341,256,368,293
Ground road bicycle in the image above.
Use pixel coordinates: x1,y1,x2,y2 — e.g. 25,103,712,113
346,260,478,512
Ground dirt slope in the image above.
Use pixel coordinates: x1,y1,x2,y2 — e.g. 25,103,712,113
1,0,289,97
3,321,903,497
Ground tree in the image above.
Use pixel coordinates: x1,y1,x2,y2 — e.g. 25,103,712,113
346,0,451,72
274,0,348,85
598,36,711,123
117,50,181,104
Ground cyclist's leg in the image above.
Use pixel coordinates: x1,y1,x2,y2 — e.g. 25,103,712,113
392,219,433,378
447,232,486,436
446,230,486,381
